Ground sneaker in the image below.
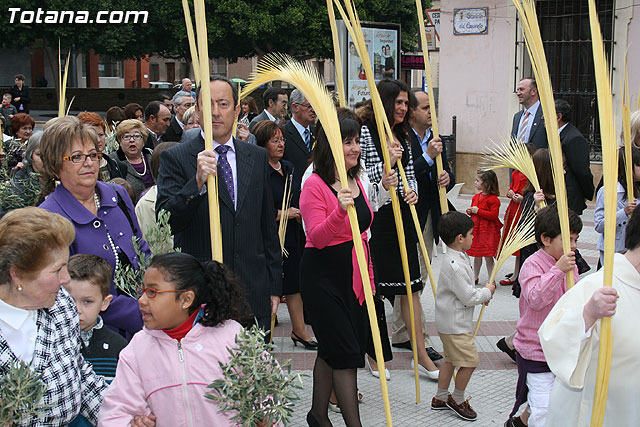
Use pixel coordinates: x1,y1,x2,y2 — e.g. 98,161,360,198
431,394,451,410
446,395,477,421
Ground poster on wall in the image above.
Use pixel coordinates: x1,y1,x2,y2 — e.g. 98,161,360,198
341,21,400,108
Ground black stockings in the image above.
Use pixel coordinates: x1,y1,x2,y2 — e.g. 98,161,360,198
310,356,362,427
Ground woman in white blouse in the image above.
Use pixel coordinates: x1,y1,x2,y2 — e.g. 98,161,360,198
0,207,154,427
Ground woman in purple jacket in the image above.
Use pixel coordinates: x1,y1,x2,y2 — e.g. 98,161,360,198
39,116,150,339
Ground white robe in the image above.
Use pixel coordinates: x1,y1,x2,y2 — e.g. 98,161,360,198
539,253,640,426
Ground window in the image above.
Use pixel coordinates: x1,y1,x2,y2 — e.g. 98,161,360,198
150,64,160,82
211,58,227,77
515,0,615,161
81,56,123,78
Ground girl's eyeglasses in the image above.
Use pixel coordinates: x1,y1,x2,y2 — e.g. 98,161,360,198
135,286,188,299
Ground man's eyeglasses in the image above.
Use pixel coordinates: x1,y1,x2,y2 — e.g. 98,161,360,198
135,286,188,299
121,134,143,141
295,103,313,109
62,153,102,163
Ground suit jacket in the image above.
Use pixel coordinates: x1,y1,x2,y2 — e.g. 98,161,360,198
409,130,455,242
156,129,282,318
560,122,594,215
282,120,314,185
248,110,272,132
144,130,159,150
162,116,183,142
511,106,547,149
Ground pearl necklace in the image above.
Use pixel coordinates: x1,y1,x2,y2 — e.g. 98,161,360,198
271,161,281,171
94,191,119,272
132,156,147,177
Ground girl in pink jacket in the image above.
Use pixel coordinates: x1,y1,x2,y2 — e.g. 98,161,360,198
99,252,251,427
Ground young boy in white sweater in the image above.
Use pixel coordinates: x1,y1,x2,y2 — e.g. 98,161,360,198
432,211,496,421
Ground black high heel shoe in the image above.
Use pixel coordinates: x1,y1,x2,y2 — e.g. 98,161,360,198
307,411,321,427
291,331,318,350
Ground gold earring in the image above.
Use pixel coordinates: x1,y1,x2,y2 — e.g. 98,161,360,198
17,284,23,291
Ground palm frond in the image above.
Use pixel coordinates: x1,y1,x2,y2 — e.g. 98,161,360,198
326,0,346,107
334,0,423,406
482,136,541,191
621,52,634,201
415,0,448,214
193,0,223,262
473,205,536,337
513,0,574,288
588,0,618,424
181,0,200,85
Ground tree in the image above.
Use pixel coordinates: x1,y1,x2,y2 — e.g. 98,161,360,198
157,0,420,62
0,0,424,65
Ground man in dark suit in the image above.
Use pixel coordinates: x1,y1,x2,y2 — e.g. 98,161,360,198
144,101,171,149
283,89,316,184
389,88,455,361
556,99,594,215
248,87,288,132
156,76,282,331
163,91,195,143
511,77,547,149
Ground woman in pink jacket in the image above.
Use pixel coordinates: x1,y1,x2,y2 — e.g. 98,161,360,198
99,252,250,427
299,114,376,427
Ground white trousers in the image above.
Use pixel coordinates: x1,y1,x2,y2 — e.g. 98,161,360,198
526,371,555,427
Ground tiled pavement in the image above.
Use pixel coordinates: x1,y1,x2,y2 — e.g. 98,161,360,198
272,194,600,426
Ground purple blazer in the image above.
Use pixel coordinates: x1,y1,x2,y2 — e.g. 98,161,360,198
40,181,150,337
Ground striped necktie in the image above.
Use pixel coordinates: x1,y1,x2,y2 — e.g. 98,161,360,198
304,128,311,151
518,110,530,143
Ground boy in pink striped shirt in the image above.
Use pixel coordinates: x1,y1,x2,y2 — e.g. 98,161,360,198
505,204,582,427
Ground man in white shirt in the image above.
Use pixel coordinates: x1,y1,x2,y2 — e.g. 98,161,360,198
156,76,281,334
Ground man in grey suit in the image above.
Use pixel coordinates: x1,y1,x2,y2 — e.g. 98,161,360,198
248,87,289,132
283,89,316,184
144,101,171,149
156,76,282,330
511,77,547,149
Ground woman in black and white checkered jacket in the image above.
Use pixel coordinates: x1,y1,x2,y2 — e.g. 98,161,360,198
359,79,440,379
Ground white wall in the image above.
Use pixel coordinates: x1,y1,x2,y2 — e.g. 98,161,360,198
438,0,517,154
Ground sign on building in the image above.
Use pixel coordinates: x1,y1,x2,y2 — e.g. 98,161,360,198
453,8,489,35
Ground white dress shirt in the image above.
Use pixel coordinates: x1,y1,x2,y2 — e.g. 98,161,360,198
517,100,540,143
0,297,38,362
290,117,311,144
200,130,238,208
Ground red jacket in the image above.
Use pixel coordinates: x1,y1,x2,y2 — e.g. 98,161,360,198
467,193,502,257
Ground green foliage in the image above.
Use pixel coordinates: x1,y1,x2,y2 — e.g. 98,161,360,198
0,361,48,425
104,129,119,156
0,170,42,212
206,325,304,427
113,209,179,298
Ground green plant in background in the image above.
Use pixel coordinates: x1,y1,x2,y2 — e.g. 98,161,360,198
206,325,304,427
0,170,42,212
104,128,120,155
113,209,179,298
0,361,48,425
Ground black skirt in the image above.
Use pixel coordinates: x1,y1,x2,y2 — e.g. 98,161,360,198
300,241,367,369
369,201,423,298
